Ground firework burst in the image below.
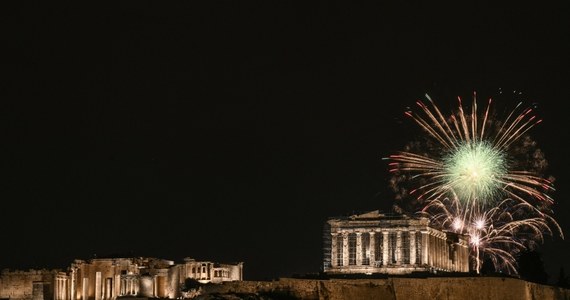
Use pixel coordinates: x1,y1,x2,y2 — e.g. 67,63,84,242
387,92,562,274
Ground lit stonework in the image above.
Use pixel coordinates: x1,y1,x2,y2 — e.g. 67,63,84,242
0,257,243,300
323,210,470,274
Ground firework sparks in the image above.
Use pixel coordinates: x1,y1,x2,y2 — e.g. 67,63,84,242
387,92,562,274
424,196,561,274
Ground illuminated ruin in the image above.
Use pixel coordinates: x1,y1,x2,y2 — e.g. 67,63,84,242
0,257,242,300
323,210,470,274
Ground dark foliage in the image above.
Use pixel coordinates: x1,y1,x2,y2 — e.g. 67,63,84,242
517,250,548,284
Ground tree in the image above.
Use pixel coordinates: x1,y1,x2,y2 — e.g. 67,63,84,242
557,267,569,288
479,257,497,275
181,278,202,291
517,250,548,284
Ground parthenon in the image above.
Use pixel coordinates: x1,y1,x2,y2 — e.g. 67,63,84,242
323,210,470,274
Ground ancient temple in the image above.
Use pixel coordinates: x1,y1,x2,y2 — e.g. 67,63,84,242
0,257,242,300
322,210,470,274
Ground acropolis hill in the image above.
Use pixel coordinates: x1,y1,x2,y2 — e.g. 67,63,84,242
2,211,568,299
198,276,570,299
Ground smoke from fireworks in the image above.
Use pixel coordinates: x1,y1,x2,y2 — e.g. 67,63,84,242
387,92,562,274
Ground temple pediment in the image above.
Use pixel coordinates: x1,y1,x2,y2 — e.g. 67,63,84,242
351,210,382,219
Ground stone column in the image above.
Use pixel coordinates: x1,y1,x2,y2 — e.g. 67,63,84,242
114,275,121,300
429,233,439,267
382,231,389,266
444,237,449,270
342,232,349,267
331,233,338,267
369,232,376,266
395,231,402,265
153,276,157,297
409,231,416,265
82,278,89,300
106,278,112,300
60,278,63,300
70,270,76,300
54,278,58,300
356,232,363,266
434,234,439,268
452,244,458,271
421,231,429,266
435,234,440,269
439,236,444,270
427,233,432,266
444,236,448,270
462,244,467,272
458,244,463,272
443,235,447,269
438,234,442,268
95,272,102,300
440,234,444,269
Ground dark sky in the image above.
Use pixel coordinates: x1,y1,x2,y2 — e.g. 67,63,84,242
2,2,570,282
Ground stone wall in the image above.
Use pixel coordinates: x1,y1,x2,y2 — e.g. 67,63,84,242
6,269,568,299
203,277,570,300
31,282,51,300
0,270,56,300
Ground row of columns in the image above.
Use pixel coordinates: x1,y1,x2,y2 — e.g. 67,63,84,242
331,230,427,267
428,230,452,271
455,241,470,272
80,273,139,300
119,277,139,296
54,275,68,300
185,263,212,280
65,273,170,300
426,230,469,272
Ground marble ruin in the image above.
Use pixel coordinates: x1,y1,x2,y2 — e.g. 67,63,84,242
323,210,470,274
0,257,242,300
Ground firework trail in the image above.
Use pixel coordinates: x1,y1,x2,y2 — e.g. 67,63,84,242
387,92,562,274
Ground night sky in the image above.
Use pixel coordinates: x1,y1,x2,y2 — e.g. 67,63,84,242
3,2,570,282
